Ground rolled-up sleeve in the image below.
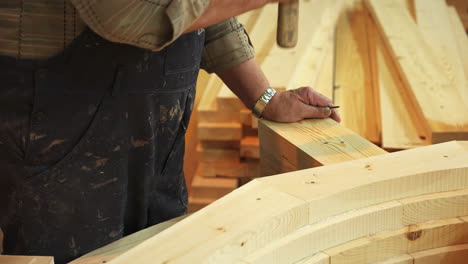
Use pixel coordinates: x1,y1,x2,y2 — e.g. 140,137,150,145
201,17,255,73
70,0,210,51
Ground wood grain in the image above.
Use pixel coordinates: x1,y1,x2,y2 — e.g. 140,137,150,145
367,0,468,143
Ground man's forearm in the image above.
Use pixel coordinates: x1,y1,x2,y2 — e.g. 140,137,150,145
185,0,278,33
216,59,269,110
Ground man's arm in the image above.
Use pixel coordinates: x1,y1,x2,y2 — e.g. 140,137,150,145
185,0,283,33
217,59,341,123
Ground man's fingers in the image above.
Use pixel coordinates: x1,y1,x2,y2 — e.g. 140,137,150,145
300,103,332,119
330,109,342,123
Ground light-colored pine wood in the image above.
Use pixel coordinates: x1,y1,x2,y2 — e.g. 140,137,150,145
448,6,468,90
245,201,403,264
376,18,427,149
191,174,238,200
367,0,468,143
244,189,468,264
446,0,468,30
187,196,217,213
240,136,260,159
258,140,468,223
105,142,468,264
400,188,468,225
200,161,248,178
198,122,242,141
287,1,343,96
68,255,116,264
197,144,240,163
78,215,187,259
295,253,330,264
412,243,468,264
334,0,381,144
324,217,468,264
0,255,54,264
259,118,387,175
262,0,338,91
312,38,334,100
415,0,467,105
374,254,413,264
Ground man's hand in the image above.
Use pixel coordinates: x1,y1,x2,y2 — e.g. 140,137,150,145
261,87,341,123
217,59,340,124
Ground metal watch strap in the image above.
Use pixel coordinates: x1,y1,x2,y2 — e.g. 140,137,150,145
252,87,277,118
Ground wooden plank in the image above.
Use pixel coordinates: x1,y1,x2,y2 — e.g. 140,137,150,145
191,174,238,200
295,253,330,264
240,136,259,159
415,0,467,105
68,255,116,264
448,6,468,90
412,243,468,264
367,0,468,144
400,188,468,225
324,217,468,264
197,144,240,163
0,256,54,264
375,13,427,150
244,201,404,264
446,0,468,30
200,161,253,178
287,2,342,97
244,189,468,263
105,141,468,264
78,215,187,259
198,122,242,141
262,0,339,91
108,180,309,264
374,254,413,264
257,140,468,223
187,196,216,213
259,118,387,175
334,0,381,144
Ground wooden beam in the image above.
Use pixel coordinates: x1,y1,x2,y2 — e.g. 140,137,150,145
334,0,381,144
243,189,468,263
240,136,260,159
375,254,413,264
324,217,468,264
412,243,468,264
448,6,468,90
198,122,242,141
0,255,54,264
367,0,468,143
415,0,467,104
259,118,387,175
261,0,341,91
104,141,468,264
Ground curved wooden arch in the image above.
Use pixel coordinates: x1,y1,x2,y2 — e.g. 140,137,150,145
99,141,468,264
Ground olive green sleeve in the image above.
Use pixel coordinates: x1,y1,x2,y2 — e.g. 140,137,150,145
201,17,256,73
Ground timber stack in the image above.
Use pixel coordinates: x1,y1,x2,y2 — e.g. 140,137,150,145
189,0,468,212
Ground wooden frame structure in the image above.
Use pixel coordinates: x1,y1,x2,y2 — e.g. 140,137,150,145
69,115,468,263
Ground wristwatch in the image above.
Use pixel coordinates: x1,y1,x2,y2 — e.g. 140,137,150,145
252,87,277,118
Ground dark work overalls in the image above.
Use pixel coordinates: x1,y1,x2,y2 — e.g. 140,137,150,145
0,28,205,264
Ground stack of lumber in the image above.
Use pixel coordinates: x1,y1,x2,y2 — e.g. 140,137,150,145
81,140,468,264
190,0,468,210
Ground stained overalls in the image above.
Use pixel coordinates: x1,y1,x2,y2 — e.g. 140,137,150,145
0,28,205,264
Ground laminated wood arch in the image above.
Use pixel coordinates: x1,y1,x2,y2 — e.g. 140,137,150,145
91,140,468,264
